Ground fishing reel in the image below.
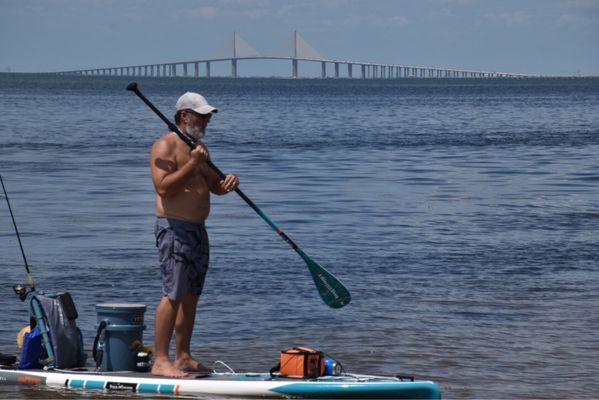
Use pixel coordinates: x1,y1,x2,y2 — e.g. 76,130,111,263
13,284,32,302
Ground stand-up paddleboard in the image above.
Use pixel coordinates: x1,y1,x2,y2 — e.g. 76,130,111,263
0,367,441,399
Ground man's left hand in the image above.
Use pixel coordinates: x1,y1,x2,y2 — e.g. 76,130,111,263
220,174,239,193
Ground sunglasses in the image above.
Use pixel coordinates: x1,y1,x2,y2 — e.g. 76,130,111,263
186,110,212,120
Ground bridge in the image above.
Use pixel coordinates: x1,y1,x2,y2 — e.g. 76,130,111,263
57,32,534,79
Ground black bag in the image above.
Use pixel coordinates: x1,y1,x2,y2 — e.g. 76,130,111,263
34,292,87,369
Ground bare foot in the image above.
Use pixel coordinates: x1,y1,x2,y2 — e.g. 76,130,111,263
174,355,212,373
151,358,189,378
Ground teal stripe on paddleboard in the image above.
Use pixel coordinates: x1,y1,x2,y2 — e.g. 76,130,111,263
271,382,441,399
138,383,160,393
84,380,106,390
69,379,85,389
158,384,176,394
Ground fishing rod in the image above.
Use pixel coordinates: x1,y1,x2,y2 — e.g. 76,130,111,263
0,174,56,366
126,82,350,308
0,174,36,297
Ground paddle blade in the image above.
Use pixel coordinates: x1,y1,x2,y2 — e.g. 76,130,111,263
303,256,351,309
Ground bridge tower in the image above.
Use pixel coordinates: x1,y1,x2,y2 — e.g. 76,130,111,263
232,32,238,78
292,30,298,79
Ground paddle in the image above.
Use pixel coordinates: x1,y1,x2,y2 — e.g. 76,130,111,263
127,82,350,308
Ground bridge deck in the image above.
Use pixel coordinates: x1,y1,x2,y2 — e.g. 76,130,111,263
57,56,534,78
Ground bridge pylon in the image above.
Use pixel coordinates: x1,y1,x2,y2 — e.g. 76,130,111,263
291,31,323,78
294,30,297,59
231,31,260,77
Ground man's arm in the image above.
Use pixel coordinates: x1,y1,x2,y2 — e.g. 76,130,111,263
150,137,208,198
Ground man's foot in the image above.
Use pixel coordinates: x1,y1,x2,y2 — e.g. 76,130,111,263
151,358,189,378
174,355,213,373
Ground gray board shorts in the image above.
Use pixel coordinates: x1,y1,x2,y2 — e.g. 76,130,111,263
155,217,209,300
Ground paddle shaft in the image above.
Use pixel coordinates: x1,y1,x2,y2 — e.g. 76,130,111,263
126,83,300,252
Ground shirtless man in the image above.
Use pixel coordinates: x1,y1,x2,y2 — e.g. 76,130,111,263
150,92,239,377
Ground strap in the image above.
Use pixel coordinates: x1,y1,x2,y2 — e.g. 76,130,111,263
30,296,56,368
92,320,107,370
292,346,317,354
57,292,78,320
269,362,280,377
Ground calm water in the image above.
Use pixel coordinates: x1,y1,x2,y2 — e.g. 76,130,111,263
0,74,598,399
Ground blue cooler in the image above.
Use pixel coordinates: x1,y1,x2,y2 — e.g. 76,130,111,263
94,303,146,371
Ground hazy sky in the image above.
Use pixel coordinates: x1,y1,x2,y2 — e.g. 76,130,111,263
1,0,598,76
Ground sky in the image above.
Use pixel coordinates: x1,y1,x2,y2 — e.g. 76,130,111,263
1,0,598,76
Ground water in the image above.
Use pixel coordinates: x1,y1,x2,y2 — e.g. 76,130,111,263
0,74,598,399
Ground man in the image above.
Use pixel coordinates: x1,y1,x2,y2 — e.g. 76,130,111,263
150,92,239,377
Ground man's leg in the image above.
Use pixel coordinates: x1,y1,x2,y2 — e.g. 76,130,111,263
151,296,188,377
173,293,211,372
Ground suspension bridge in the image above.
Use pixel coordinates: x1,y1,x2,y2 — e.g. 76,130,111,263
57,31,534,79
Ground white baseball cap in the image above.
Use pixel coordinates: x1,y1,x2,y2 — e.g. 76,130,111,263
175,92,218,115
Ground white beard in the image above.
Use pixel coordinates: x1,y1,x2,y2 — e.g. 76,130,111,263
185,123,205,141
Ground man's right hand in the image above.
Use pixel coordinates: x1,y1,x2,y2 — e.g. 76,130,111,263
189,143,210,167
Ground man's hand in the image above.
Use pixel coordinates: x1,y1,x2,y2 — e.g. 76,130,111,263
189,143,210,167
219,174,240,193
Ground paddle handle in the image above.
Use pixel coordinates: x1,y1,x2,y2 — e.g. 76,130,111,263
126,82,299,251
